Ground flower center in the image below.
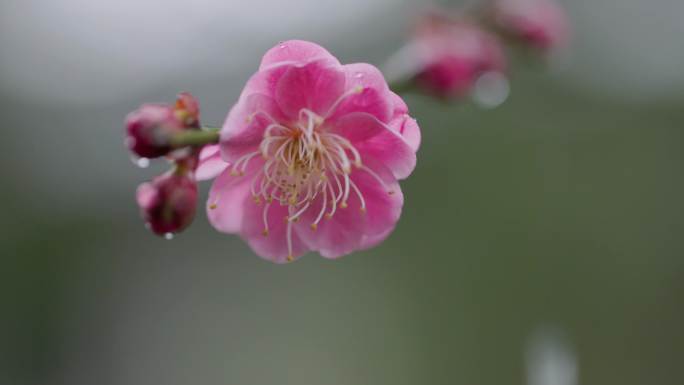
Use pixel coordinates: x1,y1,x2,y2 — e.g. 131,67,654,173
227,108,388,261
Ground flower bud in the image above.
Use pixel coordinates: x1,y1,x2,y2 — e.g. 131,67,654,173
490,0,569,52
125,93,201,159
125,104,183,158
136,172,198,236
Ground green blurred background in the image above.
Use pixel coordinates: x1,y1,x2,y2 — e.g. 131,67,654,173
2,0,683,384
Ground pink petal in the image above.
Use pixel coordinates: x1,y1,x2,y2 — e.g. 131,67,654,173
331,112,387,143
295,163,403,259
241,196,310,264
390,91,409,115
274,60,346,119
206,168,255,234
239,64,291,101
327,63,394,123
220,93,282,164
259,40,340,70
196,145,229,181
389,114,421,152
356,122,417,180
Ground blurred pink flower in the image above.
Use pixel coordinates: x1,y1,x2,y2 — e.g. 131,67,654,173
491,0,570,52
207,40,420,263
400,14,507,98
136,172,198,236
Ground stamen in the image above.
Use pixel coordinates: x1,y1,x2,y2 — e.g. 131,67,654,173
288,201,311,222
349,179,366,213
262,202,272,236
312,187,328,231
251,109,279,125
232,150,260,174
252,105,369,237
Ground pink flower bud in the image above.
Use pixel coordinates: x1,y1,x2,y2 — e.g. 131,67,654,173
491,0,570,52
402,14,507,98
125,93,201,159
125,104,183,158
136,172,198,236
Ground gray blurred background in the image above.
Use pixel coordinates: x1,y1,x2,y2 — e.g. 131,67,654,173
2,0,683,384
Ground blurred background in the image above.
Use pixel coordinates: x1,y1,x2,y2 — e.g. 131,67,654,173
2,0,683,384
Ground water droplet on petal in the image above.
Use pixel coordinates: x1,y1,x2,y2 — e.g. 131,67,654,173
164,233,174,240
279,42,287,49
133,157,150,168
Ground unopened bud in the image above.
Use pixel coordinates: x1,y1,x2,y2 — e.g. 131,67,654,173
136,172,198,236
125,93,201,158
125,104,182,158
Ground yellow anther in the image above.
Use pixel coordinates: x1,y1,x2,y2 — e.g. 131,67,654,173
324,213,332,220
262,229,269,237
286,255,294,262
310,223,318,231
340,201,348,209
209,203,218,210
354,86,364,93
360,207,367,214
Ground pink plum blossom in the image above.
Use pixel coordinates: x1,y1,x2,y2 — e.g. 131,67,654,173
207,40,420,263
411,14,507,98
385,13,507,99
491,0,570,52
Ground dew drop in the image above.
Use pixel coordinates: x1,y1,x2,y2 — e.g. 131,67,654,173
133,157,150,168
164,233,175,240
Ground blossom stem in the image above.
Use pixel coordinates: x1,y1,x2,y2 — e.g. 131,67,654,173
169,127,220,148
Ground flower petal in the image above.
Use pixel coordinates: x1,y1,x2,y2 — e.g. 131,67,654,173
356,121,417,180
220,93,282,164
274,60,346,119
206,169,254,234
196,145,229,181
241,197,310,264
331,112,387,144
389,113,421,152
326,63,394,123
295,162,403,258
259,40,340,70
